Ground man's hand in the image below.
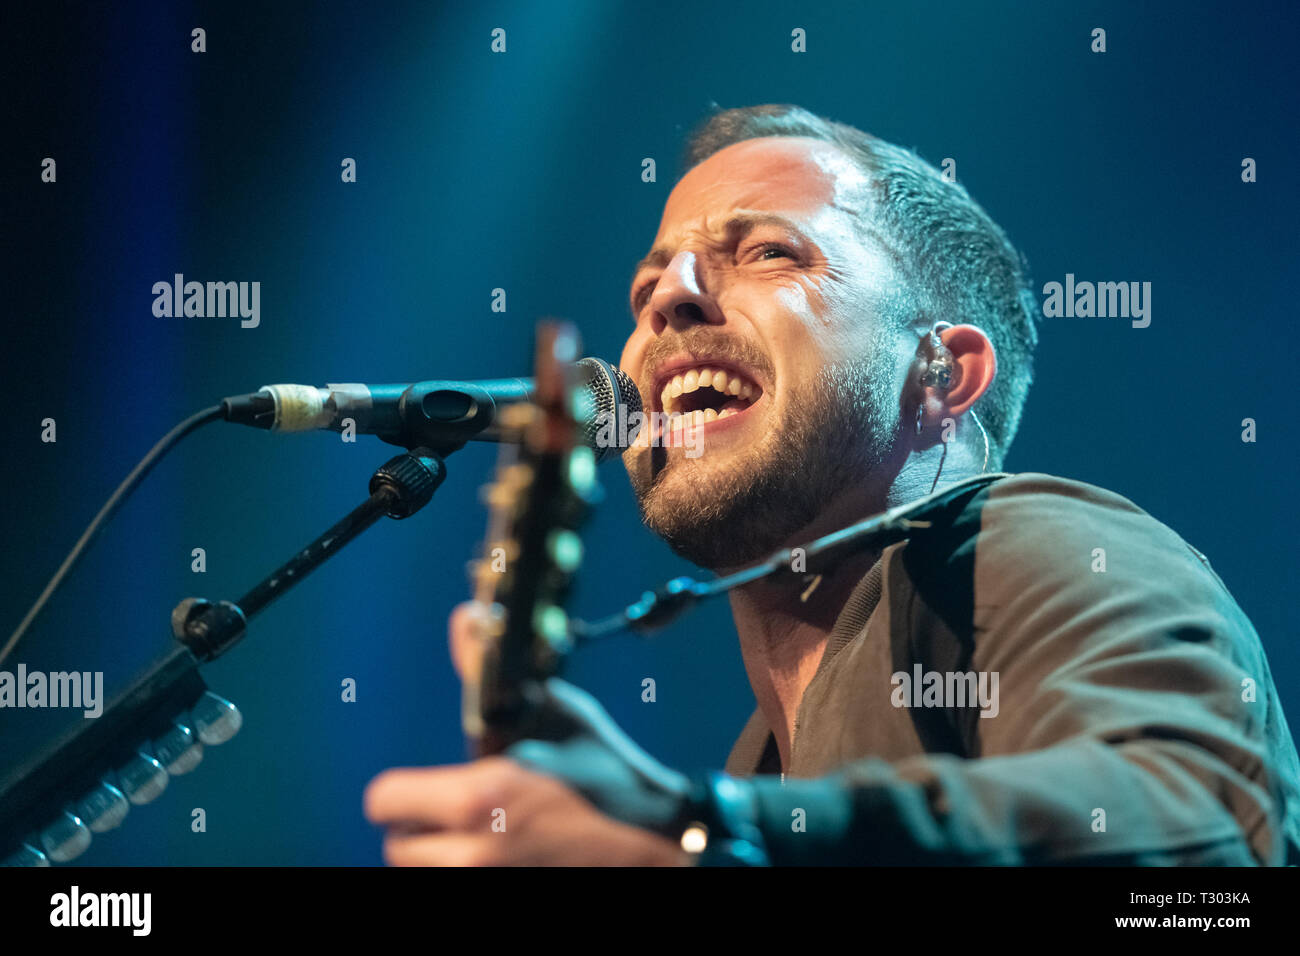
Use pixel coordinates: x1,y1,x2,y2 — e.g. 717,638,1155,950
363,602,691,866
364,758,685,865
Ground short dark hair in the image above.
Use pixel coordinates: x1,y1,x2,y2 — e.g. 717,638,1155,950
680,103,1038,464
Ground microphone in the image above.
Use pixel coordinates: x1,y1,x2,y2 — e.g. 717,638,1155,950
220,357,643,462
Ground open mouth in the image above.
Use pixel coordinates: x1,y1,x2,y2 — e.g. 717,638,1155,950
654,363,764,431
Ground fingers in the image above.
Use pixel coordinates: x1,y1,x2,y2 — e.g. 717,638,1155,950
363,759,513,830
380,818,684,867
448,600,492,684
367,760,690,866
382,832,494,867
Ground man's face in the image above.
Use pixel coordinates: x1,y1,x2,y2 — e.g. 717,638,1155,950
620,136,912,569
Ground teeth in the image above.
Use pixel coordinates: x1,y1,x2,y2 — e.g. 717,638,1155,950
665,405,740,425
658,365,761,416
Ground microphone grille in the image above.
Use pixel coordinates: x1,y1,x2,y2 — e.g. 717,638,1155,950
575,357,644,463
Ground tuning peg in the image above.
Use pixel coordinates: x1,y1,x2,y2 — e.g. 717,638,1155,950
39,811,92,863
1,842,51,867
153,719,204,774
75,779,130,832
565,446,599,497
534,603,574,656
546,529,583,574
498,403,536,431
485,466,533,507
192,691,242,745
117,751,169,805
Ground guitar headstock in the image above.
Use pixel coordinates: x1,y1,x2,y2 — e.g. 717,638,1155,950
462,321,600,756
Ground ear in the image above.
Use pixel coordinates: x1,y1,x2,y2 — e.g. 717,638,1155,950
934,323,996,418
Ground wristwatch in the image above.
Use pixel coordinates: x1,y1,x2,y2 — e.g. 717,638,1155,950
676,771,771,866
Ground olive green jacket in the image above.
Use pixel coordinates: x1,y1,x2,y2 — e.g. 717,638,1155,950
724,473,1300,865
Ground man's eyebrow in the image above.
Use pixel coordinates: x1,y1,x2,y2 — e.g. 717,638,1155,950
630,212,812,281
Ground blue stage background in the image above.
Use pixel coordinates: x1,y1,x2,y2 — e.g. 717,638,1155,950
3,0,1296,864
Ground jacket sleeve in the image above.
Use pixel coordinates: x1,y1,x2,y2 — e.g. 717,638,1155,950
742,475,1300,865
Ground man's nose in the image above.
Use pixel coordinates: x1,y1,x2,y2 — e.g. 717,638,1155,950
648,251,724,334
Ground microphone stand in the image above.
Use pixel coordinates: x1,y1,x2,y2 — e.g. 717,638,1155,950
174,446,446,661
0,446,448,865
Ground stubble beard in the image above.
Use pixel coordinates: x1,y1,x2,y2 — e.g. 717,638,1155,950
626,354,902,570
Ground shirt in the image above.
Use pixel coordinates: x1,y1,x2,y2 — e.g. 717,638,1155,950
723,473,1300,865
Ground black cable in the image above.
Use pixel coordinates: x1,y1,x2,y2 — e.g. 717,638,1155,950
573,472,1013,641
0,404,225,667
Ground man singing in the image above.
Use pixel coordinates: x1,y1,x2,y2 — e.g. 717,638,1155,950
364,104,1300,865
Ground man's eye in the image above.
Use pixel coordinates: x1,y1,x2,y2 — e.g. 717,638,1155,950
632,281,656,312
751,242,796,261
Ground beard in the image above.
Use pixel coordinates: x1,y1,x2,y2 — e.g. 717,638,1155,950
624,339,903,570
